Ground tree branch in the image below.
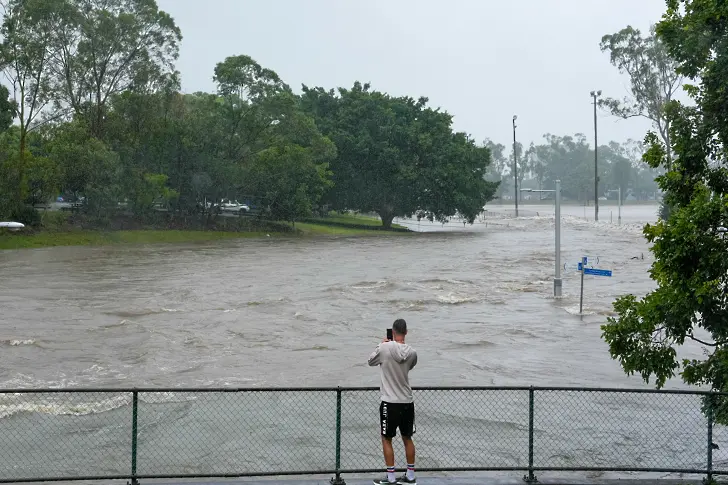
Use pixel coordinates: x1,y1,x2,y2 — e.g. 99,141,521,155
688,333,723,347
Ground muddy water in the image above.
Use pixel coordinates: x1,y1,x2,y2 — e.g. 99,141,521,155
1,203,723,480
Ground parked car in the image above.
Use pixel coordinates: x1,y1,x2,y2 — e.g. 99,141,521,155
219,199,250,214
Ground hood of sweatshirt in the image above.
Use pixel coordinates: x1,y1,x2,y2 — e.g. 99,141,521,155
386,341,415,363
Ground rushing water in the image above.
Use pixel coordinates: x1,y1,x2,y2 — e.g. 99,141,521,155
0,203,724,481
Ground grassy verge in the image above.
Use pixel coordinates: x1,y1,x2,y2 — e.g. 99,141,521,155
0,213,411,250
293,222,409,236
0,229,273,250
303,212,409,230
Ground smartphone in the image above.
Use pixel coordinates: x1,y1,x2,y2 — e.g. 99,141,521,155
386,328,393,341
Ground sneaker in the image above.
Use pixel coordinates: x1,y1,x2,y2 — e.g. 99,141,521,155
398,474,417,485
372,478,398,485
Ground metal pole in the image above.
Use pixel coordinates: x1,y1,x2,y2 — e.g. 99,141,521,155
579,256,586,314
331,387,346,485
131,391,139,485
513,116,519,218
591,91,600,222
707,395,714,483
554,180,562,298
523,386,537,483
618,186,622,225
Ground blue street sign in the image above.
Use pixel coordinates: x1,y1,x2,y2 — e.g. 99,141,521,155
583,268,613,277
578,262,582,271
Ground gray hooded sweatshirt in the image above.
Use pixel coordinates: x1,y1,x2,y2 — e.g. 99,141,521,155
368,341,418,403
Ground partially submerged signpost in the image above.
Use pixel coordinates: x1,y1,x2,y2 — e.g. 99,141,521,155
578,256,613,314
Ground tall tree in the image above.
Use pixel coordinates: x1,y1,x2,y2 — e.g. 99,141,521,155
527,143,547,193
302,82,497,228
604,142,634,202
52,0,182,137
508,140,528,200
602,0,728,422
0,0,63,204
213,54,289,163
241,93,336,223
483,138,509,199
533,133,605,202
599,25,683,167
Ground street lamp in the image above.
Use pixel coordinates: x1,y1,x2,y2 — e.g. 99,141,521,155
521,180,562,297
512,115,519,218
590,90,601,221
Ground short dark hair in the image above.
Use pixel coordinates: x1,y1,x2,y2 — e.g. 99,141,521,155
392,318,407,335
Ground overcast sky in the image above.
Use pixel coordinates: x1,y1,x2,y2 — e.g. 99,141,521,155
157,0,668,151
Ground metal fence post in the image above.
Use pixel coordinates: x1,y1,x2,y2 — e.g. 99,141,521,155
523,386,537,483
707,395,714,483
330,387,346,485
128,390,139,485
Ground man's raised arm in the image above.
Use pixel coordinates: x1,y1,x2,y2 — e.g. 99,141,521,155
368,343,382,366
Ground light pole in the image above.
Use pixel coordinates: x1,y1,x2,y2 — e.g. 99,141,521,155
512,115,519,218
521,180,562,297
590,90,601,221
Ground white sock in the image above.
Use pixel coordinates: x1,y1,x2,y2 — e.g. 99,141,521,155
407,464,415,480
387,467,396,482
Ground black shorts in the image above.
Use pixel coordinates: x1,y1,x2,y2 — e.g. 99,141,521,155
379,401,415,438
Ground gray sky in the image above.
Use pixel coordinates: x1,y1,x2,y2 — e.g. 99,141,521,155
157,0,668,151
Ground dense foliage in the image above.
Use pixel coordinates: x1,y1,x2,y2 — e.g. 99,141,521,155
0,0,501,228
485,135,662,203
602,0,728,422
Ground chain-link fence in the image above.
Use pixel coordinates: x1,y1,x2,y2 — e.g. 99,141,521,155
0,387,722,483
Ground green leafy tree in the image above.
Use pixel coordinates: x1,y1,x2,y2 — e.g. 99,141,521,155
302,82,497,227
509,140,528,200
533,133,606,202
246,144,333,223
101,86,193,217
24,154,60,206
603,141,634,202
45,120,120,211
0,84,15,131
599,25,683,167
602,0,728,422
0,0,62,204
242,102,335,223
51,0,182,137
484,138,508,199
213,54,289,162
126,173,178,216
527,143,548,193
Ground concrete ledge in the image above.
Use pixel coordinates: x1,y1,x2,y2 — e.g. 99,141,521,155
148,477,707,485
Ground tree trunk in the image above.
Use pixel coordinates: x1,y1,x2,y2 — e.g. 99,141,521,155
15,128,27,205
378,210,395,229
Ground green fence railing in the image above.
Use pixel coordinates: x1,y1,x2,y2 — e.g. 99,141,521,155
0,386,724,484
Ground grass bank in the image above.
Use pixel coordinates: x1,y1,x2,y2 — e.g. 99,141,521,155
0,212,411,250
302,212,409,231
0,229,274,250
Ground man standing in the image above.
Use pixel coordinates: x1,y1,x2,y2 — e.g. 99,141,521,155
368,318,418,485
